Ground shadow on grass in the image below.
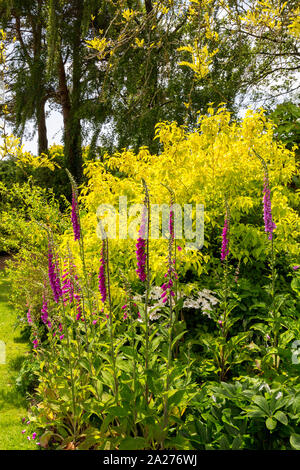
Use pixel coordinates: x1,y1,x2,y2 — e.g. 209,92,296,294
9,355,28,372
0,278,10,303
13,335,29,344
0,291,9,304
0,386,27,409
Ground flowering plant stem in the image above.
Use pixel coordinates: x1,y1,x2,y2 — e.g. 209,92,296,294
68,171,100,394
129,298,138,434
270,237,280,368
52,250,78,441
162,188,176,443
219,256,229,381
254,152,279,368
105,238,119,401
141,179,151,404
78,235,98,377
219,203,230,381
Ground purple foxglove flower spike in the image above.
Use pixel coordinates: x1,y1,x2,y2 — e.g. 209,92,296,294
98,241,107,302
41,297,48,324
263,174,276,240
169,206,174,240
48,243,62,303
221,216,229,261
136,204,148,282
27,308,33,324
71,189,81,241
253,150,276,241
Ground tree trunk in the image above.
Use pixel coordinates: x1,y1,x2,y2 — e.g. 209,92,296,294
37,97,48,155
58,51,81,178
33,1,48,155
68,0,83,182
58,0,83,182
58,52,71,139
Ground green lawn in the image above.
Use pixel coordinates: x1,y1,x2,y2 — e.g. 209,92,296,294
0,272,37,450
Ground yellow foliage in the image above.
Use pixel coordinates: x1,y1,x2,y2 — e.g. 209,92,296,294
178,42,218,80
240,1,300,38
135,38,145,48
204,12,219,41
60,107,299,302
0,133,20,160
122,9,135,22
86,36,110,60
0,127,61,169
16,150,61,171
288,8,300,38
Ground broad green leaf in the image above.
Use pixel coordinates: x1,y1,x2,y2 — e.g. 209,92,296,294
274,410,288,425
39,430,53,448
252,396,270,415
290,434,300,450
266,417,277,430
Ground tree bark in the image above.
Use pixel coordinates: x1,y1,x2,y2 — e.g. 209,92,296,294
58,52,71,137
145,0,153,14
67,0,83,182
34,2,48,155
57,1,83,182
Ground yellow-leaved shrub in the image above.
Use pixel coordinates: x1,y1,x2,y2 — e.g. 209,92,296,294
60,106,299,304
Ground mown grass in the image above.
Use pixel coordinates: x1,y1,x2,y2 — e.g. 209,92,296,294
0,272,36,450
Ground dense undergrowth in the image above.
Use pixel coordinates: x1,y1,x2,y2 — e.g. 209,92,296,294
1,108,299,450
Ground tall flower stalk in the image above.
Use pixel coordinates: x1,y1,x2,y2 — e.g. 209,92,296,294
219,202,230,381
59,277,78,439
138,179,151,403
220,204,230,328
46,234,78,439
263,174,277,241
253,150,277,242
120,272,138,434
98,241,107,303
48,240,62,303
71,188,81,241
254,151,278,365
161,186,177,433
221,216,229,262
136,200,148,282
67,170,96,378
41,295,48,325
106,237,119,401
98,220,118,400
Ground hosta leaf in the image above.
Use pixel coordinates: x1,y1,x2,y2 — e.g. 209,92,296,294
252,396,270,415
290,434,300,450
245,406,266,418
266,417,277,430
274,410,288,425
